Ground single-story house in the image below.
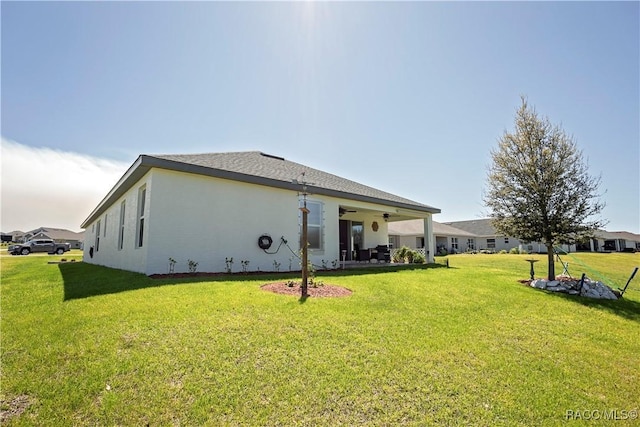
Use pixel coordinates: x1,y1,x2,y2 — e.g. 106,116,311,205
3,230,25,243
24,227,84,249
390,217,639,254
440,219,571,253
388,220,477,254
579,230,640,252
81,151,441,275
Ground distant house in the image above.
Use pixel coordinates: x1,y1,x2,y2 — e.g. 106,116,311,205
3,231,25,243
441,219,544,253
81,151,441,275
388,220,476,254
390,217,639,254
581,230,640,252
23,227,84,249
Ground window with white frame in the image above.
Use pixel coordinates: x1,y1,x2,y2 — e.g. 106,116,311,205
136,186,146,248
416,237,425,248
451,237,458,251
118,200,126,250
300,200,323,250
467,238,475,250
95,219,101,252
487,238,496,249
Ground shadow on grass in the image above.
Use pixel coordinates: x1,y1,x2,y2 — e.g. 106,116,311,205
544,289,640,322
60,263,166,301
60,262,449,300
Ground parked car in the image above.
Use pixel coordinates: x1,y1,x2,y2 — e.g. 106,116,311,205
8,239,70,255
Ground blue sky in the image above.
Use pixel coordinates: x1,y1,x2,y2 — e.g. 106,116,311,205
2,1,638,233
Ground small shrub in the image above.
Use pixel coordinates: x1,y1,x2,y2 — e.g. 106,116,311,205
499,249,508,254
224,257,234,274
392,246,410,263
310,278,324,288
411,251,426,264
509,247,520,254
241,260,250,273
187,259,199,273
406,250,415,263
273,260,281,272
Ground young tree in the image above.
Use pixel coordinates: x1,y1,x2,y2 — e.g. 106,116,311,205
484,98,606,280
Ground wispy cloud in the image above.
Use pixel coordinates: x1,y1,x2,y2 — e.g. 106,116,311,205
1,138,130,232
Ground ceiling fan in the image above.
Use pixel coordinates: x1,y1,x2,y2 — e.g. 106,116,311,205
339,207,356,217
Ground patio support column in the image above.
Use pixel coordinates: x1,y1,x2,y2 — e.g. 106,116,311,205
423,215,435,263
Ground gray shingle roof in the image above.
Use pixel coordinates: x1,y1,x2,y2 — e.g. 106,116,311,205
27,227,84,241
82,151,439,228
442,219,498,237
594,230,640,242
388,219,476,237
152,151,439,211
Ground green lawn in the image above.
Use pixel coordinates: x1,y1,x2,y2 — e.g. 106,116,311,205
2,252,639,425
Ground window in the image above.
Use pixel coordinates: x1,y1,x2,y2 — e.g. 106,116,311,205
95,220,101,252
416,237,425,248
118,200,126,250
504,237,509,244
104,214,108,237
467,239,475,250
487,238,496,249
136,186,146,248
300,200,323,250
451,237,458,250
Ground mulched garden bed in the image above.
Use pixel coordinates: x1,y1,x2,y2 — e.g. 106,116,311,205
261,282,352,298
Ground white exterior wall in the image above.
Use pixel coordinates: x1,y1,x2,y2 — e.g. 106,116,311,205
359,215,390,249
140,170,385,275
83,172,152,273
146,169,305,275
396,235,419,249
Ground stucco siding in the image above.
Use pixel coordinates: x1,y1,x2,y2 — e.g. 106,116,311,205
82,172,151,273
143,169,302,275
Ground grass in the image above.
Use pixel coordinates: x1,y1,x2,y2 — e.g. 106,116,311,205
1,252,639,425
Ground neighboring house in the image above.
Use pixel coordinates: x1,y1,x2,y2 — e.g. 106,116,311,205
23,227,85,249
81,151,441,275
392,217,640,254
442,219,533,253
582,230,640,252
388,220,477,254
3,231,25,243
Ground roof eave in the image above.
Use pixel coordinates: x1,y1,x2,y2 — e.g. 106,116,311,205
80,156,149,228
80,155,440,228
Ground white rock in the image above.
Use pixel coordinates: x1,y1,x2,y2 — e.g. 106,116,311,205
531,279,547,289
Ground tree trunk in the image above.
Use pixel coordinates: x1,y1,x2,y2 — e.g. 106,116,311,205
546,244,555,280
